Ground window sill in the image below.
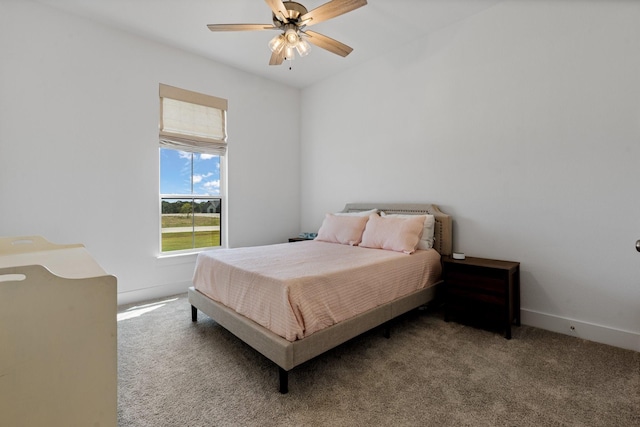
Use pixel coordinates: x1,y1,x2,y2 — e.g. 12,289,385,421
156,251,199,260
156,246,224,262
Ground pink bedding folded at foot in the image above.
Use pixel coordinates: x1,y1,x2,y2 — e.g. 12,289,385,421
193,240,441,341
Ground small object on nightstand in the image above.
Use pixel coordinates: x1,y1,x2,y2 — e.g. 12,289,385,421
299,232,317,239
288,232,317,243
452,252,465,260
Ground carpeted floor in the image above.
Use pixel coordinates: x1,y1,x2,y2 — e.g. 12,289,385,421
117,295,639,426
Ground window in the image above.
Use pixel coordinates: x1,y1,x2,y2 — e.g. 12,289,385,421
159,84,227,253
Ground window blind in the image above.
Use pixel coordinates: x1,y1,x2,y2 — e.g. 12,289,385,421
159,84,228,155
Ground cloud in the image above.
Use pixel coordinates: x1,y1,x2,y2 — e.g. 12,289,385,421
193,172,213,184
203,180,220,194
199,153,217,160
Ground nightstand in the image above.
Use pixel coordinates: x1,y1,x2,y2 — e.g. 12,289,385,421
442,256,520,339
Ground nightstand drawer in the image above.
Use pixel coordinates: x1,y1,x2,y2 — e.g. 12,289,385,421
445,269,507,295
446,285,505,305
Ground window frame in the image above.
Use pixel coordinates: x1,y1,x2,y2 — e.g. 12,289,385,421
158,84,228,255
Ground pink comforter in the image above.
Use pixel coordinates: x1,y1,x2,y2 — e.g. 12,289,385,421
193,240,441,341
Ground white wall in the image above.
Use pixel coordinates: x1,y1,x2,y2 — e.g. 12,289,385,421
0,1,301,305
2,1,637,351
300,1,640,350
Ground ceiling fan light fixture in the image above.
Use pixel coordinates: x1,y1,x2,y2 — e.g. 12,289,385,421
295,38,311,57
284,45,296,61
268,34,286,53
284,28,299,45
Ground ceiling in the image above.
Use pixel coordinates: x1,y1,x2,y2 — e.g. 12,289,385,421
35,0,504,88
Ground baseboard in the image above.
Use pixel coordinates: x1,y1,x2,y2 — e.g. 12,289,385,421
521,308,640,352
117,281,191,306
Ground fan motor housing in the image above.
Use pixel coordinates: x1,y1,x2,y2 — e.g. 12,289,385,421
272,1,308,26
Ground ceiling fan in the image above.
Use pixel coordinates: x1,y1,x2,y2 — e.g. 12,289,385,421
207,0,367,66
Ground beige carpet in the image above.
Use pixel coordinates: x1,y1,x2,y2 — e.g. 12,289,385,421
117,295,639,426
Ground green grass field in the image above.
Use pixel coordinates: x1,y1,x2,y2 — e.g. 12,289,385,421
161,214,221,251
161,231,220,251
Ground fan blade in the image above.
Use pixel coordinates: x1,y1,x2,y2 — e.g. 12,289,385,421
269,49,285,66
264,0,290,23
207,24,275,32
303,30,353,57
300,0,367,27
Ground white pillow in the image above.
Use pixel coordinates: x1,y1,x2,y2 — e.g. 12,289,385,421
380,212,435,249
333,208,378,217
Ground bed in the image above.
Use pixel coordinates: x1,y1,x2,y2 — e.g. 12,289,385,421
188,203,452,393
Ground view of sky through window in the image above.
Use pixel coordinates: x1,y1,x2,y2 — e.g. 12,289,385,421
160,148,220,195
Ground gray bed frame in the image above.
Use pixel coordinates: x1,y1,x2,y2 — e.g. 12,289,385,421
188,203,452,393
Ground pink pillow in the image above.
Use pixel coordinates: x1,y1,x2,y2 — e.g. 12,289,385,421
360,213,425,254
315,213,369,246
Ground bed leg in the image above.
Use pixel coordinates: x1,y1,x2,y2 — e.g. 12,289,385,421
278,368,289,394
383,322,391,339
191,305,197,322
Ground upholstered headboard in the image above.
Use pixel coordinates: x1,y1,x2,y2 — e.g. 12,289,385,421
341,203,453,256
